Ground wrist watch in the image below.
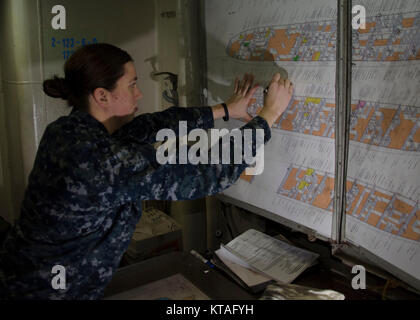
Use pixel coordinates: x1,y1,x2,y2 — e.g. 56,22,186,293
221,103,229,121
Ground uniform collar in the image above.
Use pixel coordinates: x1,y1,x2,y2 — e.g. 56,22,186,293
70,107,110,135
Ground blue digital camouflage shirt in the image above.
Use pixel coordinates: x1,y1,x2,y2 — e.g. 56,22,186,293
0,106,271,300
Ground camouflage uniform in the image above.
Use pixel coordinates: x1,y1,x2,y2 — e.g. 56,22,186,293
0,106,271,299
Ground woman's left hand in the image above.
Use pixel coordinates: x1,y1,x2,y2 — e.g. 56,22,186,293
225,74,259,122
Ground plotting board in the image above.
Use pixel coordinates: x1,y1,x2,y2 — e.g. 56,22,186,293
205,0,338,239
204,0,420,285
345,0,420,285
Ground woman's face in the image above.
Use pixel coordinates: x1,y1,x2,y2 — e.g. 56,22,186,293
109,61,143,120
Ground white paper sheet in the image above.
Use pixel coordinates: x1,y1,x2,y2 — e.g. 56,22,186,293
215,245,273,288
222,229,319,284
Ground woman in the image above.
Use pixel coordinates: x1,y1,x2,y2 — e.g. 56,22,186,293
0,43,293,299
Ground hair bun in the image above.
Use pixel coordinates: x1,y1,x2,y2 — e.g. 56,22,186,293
43,76,71,100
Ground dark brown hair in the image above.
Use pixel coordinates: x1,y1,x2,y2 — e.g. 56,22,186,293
43,43,133,110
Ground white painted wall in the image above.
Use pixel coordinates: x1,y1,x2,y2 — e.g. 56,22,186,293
0,0,43,222
40,0,159,123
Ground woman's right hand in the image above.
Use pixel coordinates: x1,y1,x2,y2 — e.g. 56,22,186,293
258,73,293,127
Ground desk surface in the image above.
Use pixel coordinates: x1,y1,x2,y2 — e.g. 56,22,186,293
103,251,256,300
104,251,419,300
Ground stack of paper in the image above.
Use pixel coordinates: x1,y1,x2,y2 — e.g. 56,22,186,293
215,229,319,291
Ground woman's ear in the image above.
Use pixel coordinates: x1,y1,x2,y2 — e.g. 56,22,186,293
92,87,110,107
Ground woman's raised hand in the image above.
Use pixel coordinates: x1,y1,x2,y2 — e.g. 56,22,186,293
225,73,259,121
259,73,293,127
